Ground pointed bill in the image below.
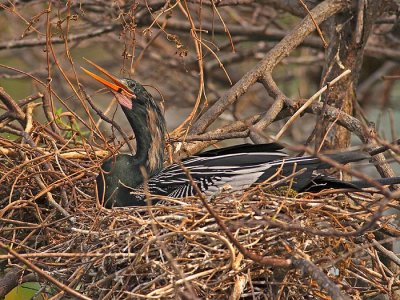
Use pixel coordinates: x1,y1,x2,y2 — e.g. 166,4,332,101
82,58,135,100
81,67,123,92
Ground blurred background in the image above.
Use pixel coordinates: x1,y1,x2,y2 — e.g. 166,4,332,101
1,1,399,146
1,1,399,179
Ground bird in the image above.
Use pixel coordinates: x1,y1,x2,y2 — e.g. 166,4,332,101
82,61,400,208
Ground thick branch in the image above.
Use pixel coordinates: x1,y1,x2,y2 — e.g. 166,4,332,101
190,0,347,135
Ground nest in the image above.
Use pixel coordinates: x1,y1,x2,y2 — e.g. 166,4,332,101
1,123,399,300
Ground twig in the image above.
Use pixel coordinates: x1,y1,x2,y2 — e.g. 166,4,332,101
190,0,347,134
181,164,291,267
298,0,327,47
372,239,400,267
0,147,108,159
274,69,351,140
0,25,117,51
79,84,134,153
0,87,26,124
291,257,350,300
0,241,92,300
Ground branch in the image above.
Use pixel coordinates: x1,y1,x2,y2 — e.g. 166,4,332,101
181,165,351,300
181,164,291,267
292,257,351,300
0,241,91,300
0,25,116,51
274,69,351,140
166,19,400,62
79,84,135,154
0,87,26,124
0,268,23,299
189,0,348,135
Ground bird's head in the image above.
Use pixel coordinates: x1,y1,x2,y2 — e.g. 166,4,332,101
81,59,151,110
82,59,166,178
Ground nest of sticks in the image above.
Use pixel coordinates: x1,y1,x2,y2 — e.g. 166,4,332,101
1,118,399,300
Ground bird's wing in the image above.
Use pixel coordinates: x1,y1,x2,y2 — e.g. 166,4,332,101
304,174,400,191
301,174,359,192
197,142,284,157
146,149,370,198
147,151,323,198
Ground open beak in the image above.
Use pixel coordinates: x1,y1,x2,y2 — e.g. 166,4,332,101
81,59,136,109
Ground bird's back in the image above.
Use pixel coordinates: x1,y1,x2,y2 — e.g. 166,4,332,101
147,145,369,199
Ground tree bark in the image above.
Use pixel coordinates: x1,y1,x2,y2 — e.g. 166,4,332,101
315,0,396,154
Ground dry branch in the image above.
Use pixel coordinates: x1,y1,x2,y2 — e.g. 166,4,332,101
190,0,347,135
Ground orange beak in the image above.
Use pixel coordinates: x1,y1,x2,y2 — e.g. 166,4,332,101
81,58,135,99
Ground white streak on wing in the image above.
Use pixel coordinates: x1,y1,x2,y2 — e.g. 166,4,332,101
218,172,263,190
182,151,288,164
155,152,322,198
276,156,317,164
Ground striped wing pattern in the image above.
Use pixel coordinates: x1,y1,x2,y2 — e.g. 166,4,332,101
145,151,321,198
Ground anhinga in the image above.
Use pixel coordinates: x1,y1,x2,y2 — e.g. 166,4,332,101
82,62,400,208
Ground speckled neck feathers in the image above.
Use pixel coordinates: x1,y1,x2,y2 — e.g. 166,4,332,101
121,86,166,176
97,80,166,207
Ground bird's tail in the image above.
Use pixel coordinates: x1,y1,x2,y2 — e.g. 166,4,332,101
317,150,370,169
302,174,400,192
350,176,400,188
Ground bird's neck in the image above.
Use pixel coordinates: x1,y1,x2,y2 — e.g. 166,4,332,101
123,105,166,176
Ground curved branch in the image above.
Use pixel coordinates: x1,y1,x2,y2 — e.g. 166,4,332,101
189,0,347,135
